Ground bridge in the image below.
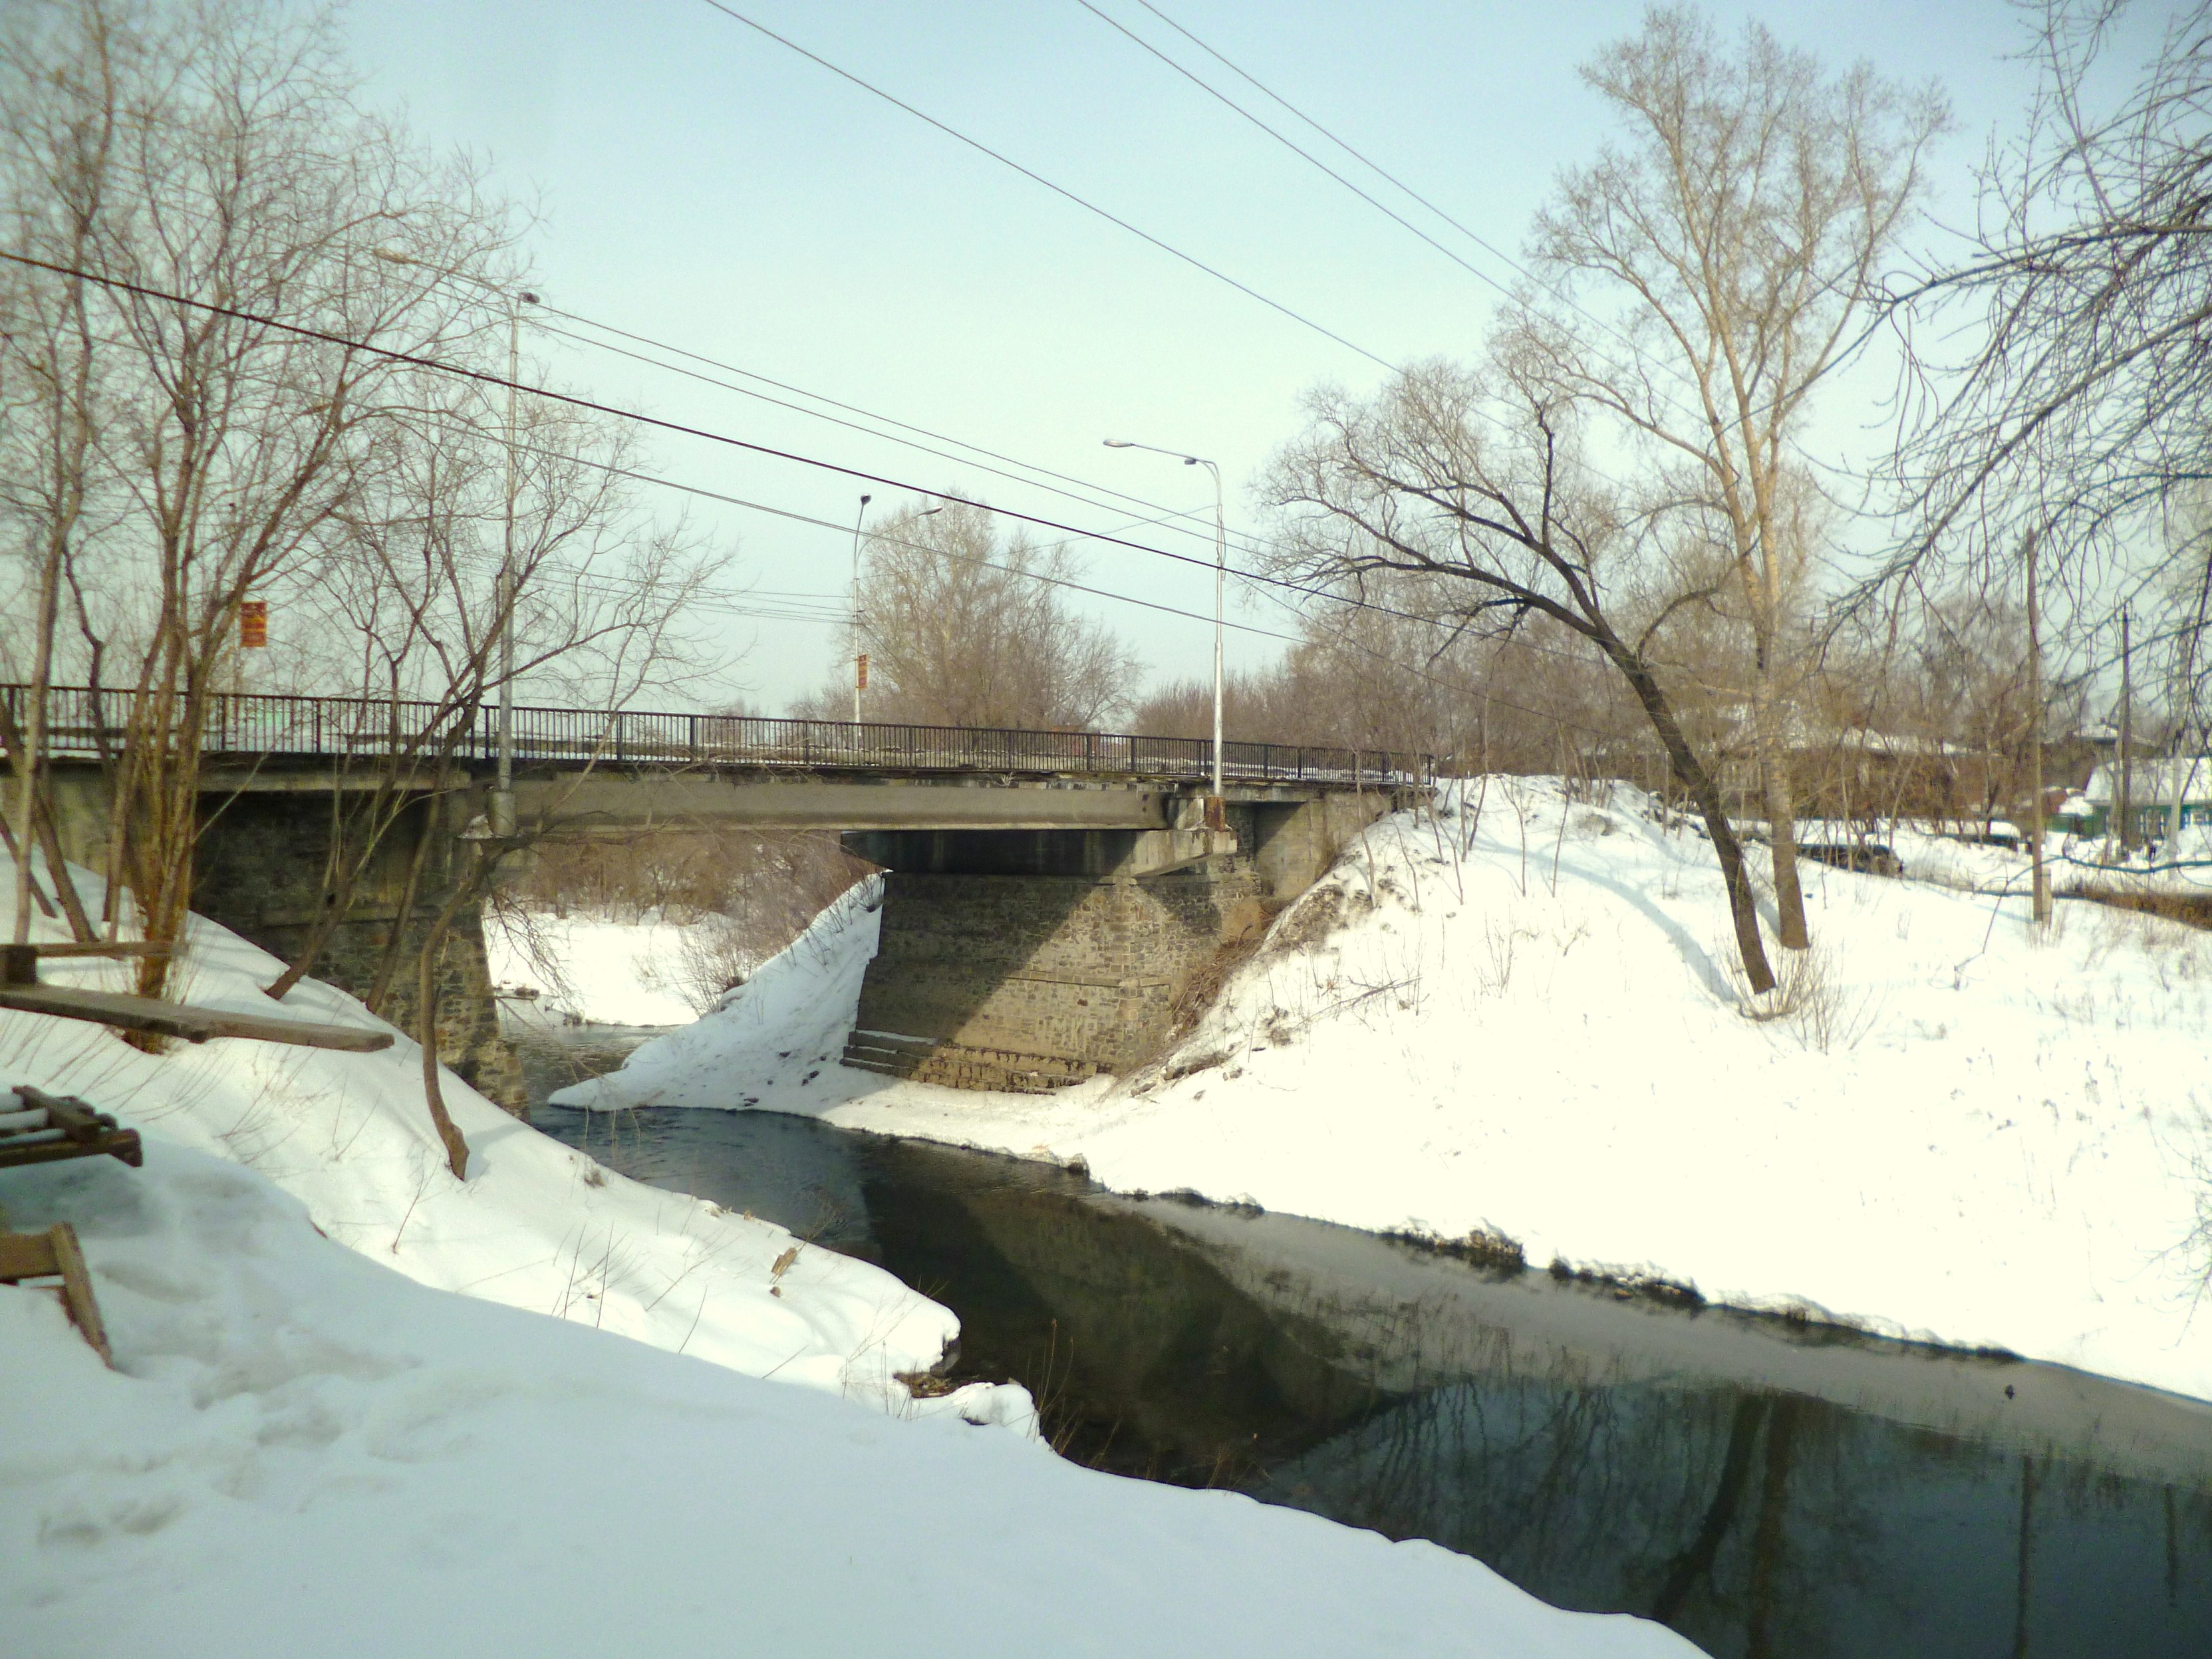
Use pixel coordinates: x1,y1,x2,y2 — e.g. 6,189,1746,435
16,686,1425,1104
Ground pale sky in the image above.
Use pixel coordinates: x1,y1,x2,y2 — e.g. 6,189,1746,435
339,0,2054,715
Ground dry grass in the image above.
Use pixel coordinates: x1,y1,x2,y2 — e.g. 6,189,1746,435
1730,942,1885,1054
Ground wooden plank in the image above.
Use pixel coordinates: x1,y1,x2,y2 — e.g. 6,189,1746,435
0,983,393,1051
0,1132,141,1170
46,1223,112,1366
27,942,173,959
39,1091,111,1142
0,1230,59,1279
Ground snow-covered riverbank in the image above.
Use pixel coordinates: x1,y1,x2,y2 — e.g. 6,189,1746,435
3,856,1693,1656
558,779,2212,1405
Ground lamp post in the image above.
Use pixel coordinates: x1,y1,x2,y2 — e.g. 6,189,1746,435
850,494,872,722
1105,440,1224,798
373,249,537,834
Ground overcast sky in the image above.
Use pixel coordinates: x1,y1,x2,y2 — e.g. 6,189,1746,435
340,0,2056,715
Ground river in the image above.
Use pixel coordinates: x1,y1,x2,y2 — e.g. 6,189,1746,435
516,1025,2212,1658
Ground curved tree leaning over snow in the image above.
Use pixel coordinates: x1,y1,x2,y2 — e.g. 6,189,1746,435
1266,355,1781,995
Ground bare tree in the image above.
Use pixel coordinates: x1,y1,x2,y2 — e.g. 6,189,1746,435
1893,3,2212,565
1266,357,1779,993
834,497,1142,729
1,0,723,1177
1524,5,1948,950
0,0,529,1010
0,0,120,943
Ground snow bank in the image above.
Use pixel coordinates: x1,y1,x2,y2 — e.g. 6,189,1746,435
0,1136,1693,1658
484,910,704,1027
566,779,2212,1404
0,856,972,1409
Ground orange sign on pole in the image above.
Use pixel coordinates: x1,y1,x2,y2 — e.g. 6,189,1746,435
239,600,268,648
855,652,869,691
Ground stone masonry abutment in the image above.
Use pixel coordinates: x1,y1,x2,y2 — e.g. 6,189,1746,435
44,767,523,1110
839,791,1403,1092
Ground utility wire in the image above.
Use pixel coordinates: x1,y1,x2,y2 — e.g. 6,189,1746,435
2,249,1643,739
689,0,1400,375
533,311,1268,562
537,303,1266,561
321,410,1641,743
1101,0,1834,448
527,296,1626,686
1074,0,1520,308
497,427,1632,736
0,249,1482,640
1126,0,1537,299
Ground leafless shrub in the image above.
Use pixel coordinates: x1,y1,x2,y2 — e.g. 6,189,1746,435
1736,943,1883,1053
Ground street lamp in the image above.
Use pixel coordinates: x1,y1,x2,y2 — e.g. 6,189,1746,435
373,248,538,834
1105,440,1224,799
850,494,871,722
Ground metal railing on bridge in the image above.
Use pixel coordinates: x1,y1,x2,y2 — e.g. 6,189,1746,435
7,685,1431,789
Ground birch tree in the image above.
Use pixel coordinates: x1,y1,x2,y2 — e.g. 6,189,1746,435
1524,6,1947,950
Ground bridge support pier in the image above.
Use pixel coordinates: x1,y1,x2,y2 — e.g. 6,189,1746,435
184,791,525,1110
37,771,526,1111
840,793,1396,1092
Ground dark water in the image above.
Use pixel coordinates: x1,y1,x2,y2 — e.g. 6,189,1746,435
519,1029,2212,1658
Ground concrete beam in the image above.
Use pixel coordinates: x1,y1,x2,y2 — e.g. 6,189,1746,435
517,773,1175,834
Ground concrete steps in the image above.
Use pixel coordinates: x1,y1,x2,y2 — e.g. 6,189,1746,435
841,1030,1098,1095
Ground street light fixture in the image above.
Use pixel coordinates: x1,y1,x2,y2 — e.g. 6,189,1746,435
373,247,538,835
1104,440,1225,799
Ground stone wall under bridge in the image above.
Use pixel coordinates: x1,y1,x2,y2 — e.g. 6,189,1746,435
44,768,524,1111
840,790,1404,1093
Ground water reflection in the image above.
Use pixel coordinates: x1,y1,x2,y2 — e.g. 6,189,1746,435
523,1039,2212,1658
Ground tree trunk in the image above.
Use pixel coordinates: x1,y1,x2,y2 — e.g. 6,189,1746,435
415,892,472,1182
1750,666,1811,950
1608,642,1776,994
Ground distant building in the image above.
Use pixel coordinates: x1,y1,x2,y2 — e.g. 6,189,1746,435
2057,758,2212,840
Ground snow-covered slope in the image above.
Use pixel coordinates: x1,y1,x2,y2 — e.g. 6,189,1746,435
0,856,972,1408
0,1137,1694,1658
562,778,2212,1404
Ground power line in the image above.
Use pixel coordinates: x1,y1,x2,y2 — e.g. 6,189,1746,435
481,287,1628,690
314,411,1640,743
1125,1,1538,298
489,432,1639,742
0,249,1445,632
533,309,1266,563
688,0,1400,376
535,303,1262,559
1101,0,1836,450
1073,1,1521,308
1,249,1635,737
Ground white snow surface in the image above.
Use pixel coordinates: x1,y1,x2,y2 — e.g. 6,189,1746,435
0,862,1693,1658
561,777,2212,1404
1800,819,2212,902
484,910,701,1027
